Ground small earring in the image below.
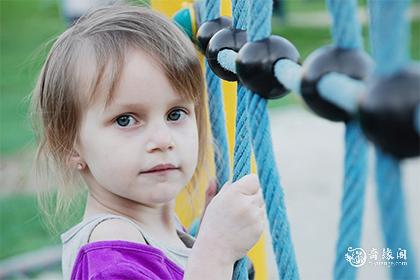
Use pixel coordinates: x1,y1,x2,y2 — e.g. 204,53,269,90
77,163,85,170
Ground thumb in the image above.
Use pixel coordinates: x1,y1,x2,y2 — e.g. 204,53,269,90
234,174,260,196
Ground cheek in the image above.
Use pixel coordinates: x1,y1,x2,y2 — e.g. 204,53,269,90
179,120,199,172
87,140,138,171
81,139,141,196
189,130,199,164
79,124,139,181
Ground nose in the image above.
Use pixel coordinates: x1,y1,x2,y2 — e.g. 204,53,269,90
145,122,175,153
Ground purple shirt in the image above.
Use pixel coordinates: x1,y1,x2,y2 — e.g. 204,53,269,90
71,240,184,279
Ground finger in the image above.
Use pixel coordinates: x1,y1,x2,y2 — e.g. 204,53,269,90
251,189,264,208
252,205,266,224
258,213,266,229
254,206,265,224
218,180,232,192
235,174,260,195
258,205,266,218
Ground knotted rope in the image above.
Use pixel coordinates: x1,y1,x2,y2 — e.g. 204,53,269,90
231,0,252,278
326,1,369,280
244,0,299,279
368,0,418,278
203,0,231,191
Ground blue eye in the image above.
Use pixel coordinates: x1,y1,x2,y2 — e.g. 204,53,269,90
168,109,187,121
115,115,137,127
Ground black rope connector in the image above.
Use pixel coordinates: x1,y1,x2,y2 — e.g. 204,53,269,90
236,35,300,99
207,27,247,81
359,65,420,159
300,46,373,122
196,17,232,54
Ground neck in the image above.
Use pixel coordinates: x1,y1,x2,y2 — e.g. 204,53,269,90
84,191,178,237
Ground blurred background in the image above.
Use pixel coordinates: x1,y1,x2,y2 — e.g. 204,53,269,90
0,0,419,279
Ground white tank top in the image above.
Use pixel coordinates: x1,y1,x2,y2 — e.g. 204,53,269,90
60,214,194,280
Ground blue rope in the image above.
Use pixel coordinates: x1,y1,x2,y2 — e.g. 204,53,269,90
248,0,272,41
326,1,369,280
232,256,249,280
375,150,418,279
204,0,220,21
327,0,362,49
205,62,231,191
245,1,299,279
368,0,410,76
368,1,417,278
231,0,251,183
188,218,201,237
232,84,252,183
232,0,248,31
203,1,251,278
317,72,364,114
248,93,299,280
231,1,252,279
333,122,368,280
203,0,230,191
273,59,302,94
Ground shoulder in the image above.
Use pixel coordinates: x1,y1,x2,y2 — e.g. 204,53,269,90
88,218,146,244
71,242,184,280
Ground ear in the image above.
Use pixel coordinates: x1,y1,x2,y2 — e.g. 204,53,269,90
69,146,86,171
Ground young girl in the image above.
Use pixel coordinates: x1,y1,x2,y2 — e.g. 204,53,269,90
32,4,264,280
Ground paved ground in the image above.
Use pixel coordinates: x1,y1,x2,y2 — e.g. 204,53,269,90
263,106,420,280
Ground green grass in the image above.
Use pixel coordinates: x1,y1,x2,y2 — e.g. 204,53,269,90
0,194,58,259
0,192,85,260
0,0,66,155
286,0,327,13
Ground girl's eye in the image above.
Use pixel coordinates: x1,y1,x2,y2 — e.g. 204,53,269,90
167,109,187,122
115,115,137,127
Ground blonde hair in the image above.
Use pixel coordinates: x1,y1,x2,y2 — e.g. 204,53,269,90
31,4,210,231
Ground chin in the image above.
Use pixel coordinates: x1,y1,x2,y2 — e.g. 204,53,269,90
147,195,176,206
148,183,183,204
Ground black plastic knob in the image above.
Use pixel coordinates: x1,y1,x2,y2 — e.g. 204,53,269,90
196,17,232,54
359,65,420,159
236,35,300,99
300,46,373,122
206,27,247,81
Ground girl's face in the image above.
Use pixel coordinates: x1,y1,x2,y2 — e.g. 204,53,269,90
77,49,199,206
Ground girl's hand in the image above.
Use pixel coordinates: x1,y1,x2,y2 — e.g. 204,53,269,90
196,174,265,264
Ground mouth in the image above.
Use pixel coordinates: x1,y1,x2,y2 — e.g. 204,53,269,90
141,164,180,174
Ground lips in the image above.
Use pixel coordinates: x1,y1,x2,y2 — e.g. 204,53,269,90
142,163,179,174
